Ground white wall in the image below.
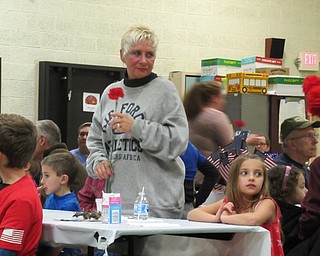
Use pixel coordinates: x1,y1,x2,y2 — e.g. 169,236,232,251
1,0,320,121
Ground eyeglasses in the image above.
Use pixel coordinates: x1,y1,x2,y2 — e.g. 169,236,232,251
289,133,319,141
255,143,267,147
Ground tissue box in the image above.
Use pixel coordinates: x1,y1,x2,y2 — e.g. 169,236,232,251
267,75,304,96
201,58,241,76
241,56,282,72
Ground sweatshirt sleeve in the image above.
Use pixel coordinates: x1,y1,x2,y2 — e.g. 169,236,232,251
131,80,188,161
77,177,96,211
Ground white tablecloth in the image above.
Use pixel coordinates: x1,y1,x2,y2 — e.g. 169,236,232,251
41,209,271,256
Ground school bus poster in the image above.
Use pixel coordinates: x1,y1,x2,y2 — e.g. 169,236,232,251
227,72,269,94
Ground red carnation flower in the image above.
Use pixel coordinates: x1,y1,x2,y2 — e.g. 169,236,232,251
108,87,124,100
303,75,320,96
307,86,320,117
234,120,246,128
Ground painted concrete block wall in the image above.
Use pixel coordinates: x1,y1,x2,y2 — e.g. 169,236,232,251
0,0,320,121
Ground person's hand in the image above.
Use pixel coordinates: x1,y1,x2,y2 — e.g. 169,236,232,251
94,160,113,179
109,112,134,133
216,202,235,222
246,134,264,146
37,185,44,194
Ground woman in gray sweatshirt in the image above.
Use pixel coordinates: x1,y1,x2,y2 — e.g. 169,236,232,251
86,25,188,219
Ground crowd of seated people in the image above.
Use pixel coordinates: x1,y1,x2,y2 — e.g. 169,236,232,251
2,112,320,256
1,106,319,256
76,114,320,255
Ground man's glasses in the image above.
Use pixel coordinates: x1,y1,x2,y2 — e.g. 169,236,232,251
255,142,267,147
289,133,319,141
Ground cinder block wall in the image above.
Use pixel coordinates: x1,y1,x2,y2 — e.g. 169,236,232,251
0,0,320,121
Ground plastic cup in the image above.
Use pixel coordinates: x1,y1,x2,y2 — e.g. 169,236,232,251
95,198,102,212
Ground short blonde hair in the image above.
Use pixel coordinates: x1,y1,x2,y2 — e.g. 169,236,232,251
121,25,158,56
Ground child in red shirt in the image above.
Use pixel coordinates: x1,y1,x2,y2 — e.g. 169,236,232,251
0,114,42,256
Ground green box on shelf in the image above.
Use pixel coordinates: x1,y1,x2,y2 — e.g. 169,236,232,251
267,75,305,96
268,76,304,85
201,58,241,76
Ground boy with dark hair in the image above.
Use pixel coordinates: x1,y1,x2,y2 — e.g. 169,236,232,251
38,152,82,256
41,152,81,211
0,113,42,255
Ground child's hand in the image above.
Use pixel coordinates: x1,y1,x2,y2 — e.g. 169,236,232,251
222,202,235,215
216,202,235,222
37,185,44,193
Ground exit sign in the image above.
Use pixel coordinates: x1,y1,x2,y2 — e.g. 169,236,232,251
298,52,319,71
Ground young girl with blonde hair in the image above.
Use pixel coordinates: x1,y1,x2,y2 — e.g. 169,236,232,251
188,154,284,256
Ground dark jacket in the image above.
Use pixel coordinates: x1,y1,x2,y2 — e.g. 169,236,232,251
274,153,309,188
299,156,320,240
181,142,220,207
276,200,302,254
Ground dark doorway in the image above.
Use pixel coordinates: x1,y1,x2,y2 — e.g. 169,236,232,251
39,61,126,150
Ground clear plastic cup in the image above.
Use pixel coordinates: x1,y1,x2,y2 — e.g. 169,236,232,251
95,198,102,212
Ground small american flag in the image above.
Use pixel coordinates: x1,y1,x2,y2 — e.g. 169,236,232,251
255,150,278,170
207,131,249,192
0,228,24,245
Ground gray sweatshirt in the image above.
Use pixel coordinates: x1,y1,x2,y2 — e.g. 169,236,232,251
86,75,188,218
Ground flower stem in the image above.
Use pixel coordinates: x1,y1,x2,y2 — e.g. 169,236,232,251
105,174,114,193
105,99,118,193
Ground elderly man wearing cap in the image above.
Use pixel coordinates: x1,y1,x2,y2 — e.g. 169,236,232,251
274,116,320,188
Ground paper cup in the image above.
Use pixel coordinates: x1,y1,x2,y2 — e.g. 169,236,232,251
95,198,102,212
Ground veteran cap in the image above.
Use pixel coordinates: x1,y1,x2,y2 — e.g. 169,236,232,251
281,116,320,140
